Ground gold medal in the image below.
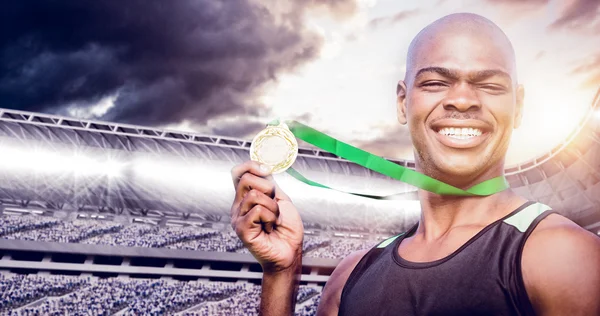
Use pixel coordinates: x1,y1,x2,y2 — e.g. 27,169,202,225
250,122,298,174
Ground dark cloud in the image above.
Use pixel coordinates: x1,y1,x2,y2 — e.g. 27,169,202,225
369,9,420,29
209,112,314,139
354,125,413,160
548,0,600,31
571,53,600,88
0,0,356,130
210,119,265,139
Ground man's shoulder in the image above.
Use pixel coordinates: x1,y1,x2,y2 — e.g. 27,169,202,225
334,230,410,277
525,212,599,260
315,248,370,315
528,212,598,244
521,212,600,314
333,248,371,280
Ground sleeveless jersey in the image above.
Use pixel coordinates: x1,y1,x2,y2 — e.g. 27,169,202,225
339,201,555,316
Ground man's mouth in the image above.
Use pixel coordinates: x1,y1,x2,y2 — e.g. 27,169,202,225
437,127,483,139
430,120,492,149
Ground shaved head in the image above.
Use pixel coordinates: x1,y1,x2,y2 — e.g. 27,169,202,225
405,13,517,86
396,12,524,188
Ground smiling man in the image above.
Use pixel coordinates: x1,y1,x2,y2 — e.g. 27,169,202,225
230,13,600,315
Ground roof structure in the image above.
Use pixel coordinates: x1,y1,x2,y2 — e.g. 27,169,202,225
0,88,598,231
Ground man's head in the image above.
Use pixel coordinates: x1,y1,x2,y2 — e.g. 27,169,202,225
397,13,524,188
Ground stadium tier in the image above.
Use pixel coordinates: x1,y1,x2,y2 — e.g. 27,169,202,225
0,213,379,260
0,273,321,315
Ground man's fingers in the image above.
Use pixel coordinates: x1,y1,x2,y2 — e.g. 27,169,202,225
235,172,276,203
231,160,272,189
230,160,291,221
239,189,280,218
235,204,279,238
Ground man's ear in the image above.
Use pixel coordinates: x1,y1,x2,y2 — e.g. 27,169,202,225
514,84,524,129
397,80,408,125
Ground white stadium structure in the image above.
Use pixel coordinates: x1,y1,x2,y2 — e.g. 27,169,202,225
0,88,598,314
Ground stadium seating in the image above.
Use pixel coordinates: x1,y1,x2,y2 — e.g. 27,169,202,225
0,216,60,237
0,214,384,259
0,274,89,313
297,294,322,316
3,218,121,244
0,273,321,315
166,231,245,252
305,238,377,259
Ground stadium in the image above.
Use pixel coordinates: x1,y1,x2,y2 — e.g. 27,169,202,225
0,86,598,315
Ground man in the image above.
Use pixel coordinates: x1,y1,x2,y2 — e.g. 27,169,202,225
230,13,600,315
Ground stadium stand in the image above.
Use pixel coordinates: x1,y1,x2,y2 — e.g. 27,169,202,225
3,219,121,244
305,238,377,259
0,274,89,313
0,216,60,237
0,273,320,316
0,213,382,260
297,294,322,316
166,231,245,253
82,224,161,247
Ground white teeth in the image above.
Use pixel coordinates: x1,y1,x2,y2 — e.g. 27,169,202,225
438,127,482,138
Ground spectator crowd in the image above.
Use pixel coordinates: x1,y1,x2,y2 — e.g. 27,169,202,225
0,273,321,315
0,274,89,313
1,214,384,259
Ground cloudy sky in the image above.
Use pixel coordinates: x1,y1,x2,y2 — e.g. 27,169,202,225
1,0,599,165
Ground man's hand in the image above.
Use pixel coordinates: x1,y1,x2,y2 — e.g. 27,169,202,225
230,160,304,273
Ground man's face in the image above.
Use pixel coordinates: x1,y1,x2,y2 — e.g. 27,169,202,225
398,31,524,185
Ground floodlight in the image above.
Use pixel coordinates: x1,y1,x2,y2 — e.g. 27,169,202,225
0,143,124,177
75,156,125,178
102,159,125,178
132,158,190,183
132,158,234,194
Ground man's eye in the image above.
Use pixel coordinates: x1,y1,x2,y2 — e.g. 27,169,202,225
479,84,506,92
421,81,446,87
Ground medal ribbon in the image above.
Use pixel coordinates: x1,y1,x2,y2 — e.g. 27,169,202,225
267,119,509,198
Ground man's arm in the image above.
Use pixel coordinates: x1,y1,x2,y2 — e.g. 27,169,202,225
260,256,302,316
522,214,600,315
316,249,369,316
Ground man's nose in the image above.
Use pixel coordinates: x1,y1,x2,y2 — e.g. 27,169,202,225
442,83,481,112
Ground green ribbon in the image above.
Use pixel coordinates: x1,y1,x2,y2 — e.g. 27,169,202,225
268,119,509,199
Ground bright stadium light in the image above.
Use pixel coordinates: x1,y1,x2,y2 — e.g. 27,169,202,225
131,157,232,190
0,145,67,173
132,158,189,183
70,154,125,177
103,159,125,178
0,143,124,177
71,154,108,176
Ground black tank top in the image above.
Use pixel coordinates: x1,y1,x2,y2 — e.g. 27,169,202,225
339,201,555,316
